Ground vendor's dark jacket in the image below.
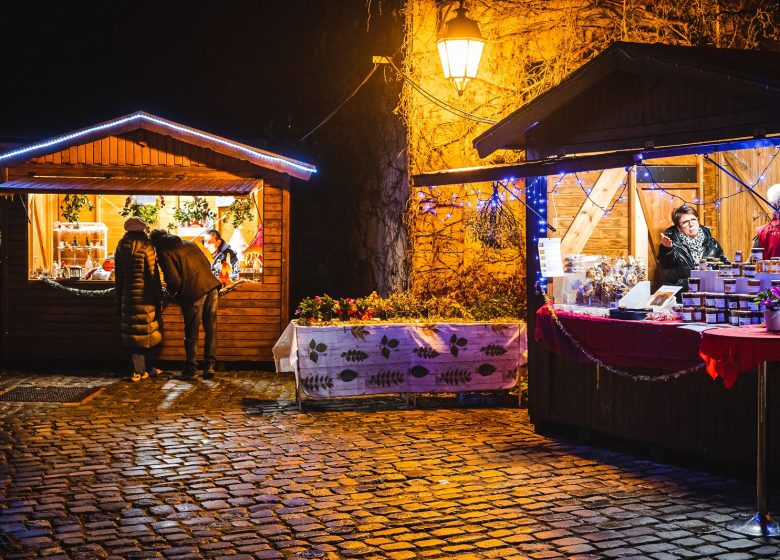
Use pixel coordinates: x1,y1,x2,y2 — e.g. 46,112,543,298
658,224,725,287
210,240,238,273
152,232,221,305
114,231,163,349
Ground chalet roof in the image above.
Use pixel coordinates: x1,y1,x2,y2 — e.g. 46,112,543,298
0,111,316,180
0,176,259,196
473,42,780,158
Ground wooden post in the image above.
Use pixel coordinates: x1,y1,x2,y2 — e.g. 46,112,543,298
281,178,291,329
525,171,548,424
697,155,705,226
628,165,648,262
0,167,8,366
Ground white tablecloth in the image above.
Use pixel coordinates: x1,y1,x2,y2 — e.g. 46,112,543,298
274,321,527,399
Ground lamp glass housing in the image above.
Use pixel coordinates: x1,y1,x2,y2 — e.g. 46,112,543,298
436,4,484,94
437,38,484,93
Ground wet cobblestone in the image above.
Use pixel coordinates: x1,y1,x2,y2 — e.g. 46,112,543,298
0,370,778,559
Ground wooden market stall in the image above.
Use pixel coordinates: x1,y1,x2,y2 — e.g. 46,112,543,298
0,111,315,368
414,42,780,469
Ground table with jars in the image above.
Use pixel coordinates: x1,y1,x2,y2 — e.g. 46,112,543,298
679,252,780,327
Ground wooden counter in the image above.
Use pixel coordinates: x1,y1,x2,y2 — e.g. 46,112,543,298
3,278,280,368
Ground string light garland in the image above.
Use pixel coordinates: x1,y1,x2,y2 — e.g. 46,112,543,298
39,275,255,297
541,291,706,382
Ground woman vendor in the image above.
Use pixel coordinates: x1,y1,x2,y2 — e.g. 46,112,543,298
659,204,725,289
754,183,780,259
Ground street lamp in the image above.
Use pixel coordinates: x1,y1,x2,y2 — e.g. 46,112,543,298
437,0,484,95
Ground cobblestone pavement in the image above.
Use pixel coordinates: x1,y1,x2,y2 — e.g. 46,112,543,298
0,371,779,560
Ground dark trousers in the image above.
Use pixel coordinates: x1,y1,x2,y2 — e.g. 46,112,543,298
182,288,218,373
130,347,159,375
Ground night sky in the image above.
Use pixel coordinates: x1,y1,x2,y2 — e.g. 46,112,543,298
1,1,404,304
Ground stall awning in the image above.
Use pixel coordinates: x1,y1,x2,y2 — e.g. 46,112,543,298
0,175,261,195
413,136,780,187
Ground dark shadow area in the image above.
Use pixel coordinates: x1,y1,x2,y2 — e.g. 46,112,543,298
507,419,780,487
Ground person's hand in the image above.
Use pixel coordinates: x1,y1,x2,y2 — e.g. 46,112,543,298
660,233,672,248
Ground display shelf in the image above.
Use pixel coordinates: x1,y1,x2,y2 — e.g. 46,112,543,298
54,222,108,270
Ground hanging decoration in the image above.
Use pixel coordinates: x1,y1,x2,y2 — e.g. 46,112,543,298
172,196,215,227
464,182,522,249
120,195,164,226
60,194,94,225
225,198,253,228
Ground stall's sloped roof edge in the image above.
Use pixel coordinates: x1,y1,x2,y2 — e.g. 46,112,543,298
0,176,261,195
0,111,316,181
414,135,780,187
473,42,780,158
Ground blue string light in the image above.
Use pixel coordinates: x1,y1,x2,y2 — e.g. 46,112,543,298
0,112,317,176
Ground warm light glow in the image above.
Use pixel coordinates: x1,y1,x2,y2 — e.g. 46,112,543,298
436,3,484,95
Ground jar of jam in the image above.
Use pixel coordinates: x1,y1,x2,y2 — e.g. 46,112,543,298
692,307,705,322
751,248,763,262
737,295,752,310
747,279,762,294
733,310,752,326
723,278,737,293
729,311,740,326
680,307,693,322
687,277,701,292
704,308,718,324
734,250,743,263
743,264,756,277
751,311,763,325
704,293,716,307
726,295,739,310
717,309,727,323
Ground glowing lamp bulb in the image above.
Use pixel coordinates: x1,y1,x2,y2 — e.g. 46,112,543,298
437,2,484,95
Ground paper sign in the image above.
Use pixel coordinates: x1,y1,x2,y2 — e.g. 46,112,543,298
645,285,682,309
538,238,564,278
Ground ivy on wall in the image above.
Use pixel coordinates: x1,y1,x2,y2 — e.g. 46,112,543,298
399,0,780,311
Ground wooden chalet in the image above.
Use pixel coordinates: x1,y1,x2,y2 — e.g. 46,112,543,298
0,111,315,368
414,42,780,469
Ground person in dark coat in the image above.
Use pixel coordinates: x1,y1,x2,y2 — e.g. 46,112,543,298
114,217,163,382
203,229,238,275
659,204,726,290
150,229,221,379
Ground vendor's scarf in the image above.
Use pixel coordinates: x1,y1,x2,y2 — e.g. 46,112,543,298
681,229,706,261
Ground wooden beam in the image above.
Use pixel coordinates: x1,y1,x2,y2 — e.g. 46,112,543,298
628,166,649,261
560,168,626,255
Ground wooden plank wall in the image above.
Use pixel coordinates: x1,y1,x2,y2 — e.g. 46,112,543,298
28,129,260,173
529,348,780,472
547,170,630,258
1,130,290,367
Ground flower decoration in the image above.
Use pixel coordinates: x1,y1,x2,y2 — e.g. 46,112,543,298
755,285,780,310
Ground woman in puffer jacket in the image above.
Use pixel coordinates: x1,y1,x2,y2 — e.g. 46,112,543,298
114,217,163,382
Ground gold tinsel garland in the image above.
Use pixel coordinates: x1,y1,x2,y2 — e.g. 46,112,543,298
542,291,705,382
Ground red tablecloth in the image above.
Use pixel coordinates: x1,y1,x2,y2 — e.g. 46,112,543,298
699,326,780,389
535,306,704,372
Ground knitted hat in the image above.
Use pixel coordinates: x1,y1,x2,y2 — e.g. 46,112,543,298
124,216,147,232
767,183,780,207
